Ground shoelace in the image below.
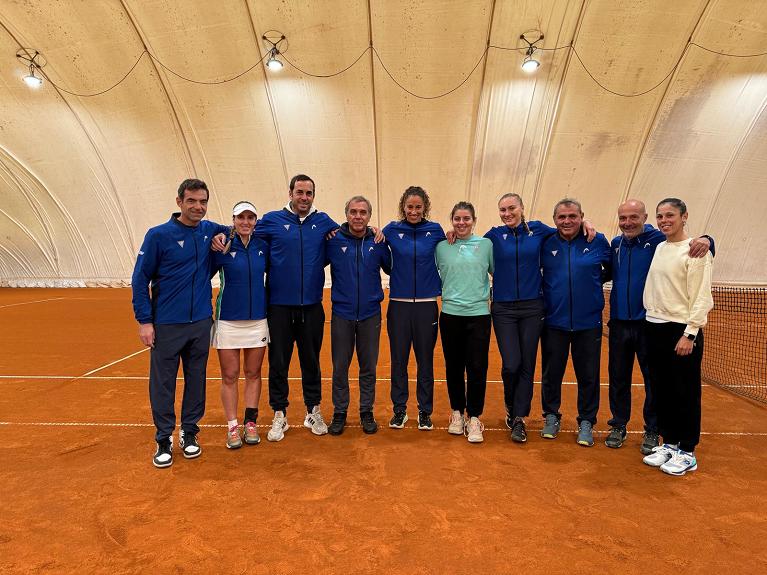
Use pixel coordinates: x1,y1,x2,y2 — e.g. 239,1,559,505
245,422,257,433
312,411,326,426
512,420,525,434
228,426,240,438
271,416,285,430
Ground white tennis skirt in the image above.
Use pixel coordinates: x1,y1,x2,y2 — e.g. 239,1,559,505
211,318,270,349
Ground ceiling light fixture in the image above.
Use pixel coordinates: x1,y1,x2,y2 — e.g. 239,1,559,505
519,32,544,73
16,48,46,88
262,31,288,73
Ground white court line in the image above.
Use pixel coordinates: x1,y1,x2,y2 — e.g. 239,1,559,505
76,348,150,378
0,297,68,309
0,420,765,436
0,375,738,388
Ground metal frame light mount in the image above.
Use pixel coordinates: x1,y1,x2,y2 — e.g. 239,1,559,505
519,32,544,73
16,48,46,88
262,31,288,72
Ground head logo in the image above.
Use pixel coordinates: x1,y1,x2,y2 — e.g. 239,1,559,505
284,224,290,231
615,247,620,253
177,240,184,248
258,251,263,256
644,242,651,248
204,236,208,241
551,250,558,257
502,234,508,240
369,246,374,251
230,252,236,258
341,246,347,253
138,250,144,256
583,248,590,253
398,233,404,239
426,231,431,236
312,224,317,229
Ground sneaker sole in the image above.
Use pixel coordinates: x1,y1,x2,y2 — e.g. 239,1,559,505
661,464,698,476
448,427,464,435
640,445,656,455
418,425,433,431
304,423,329,436
328,427,345,436
540,432,558,439
511,433,527,443
226,442,243,450
467,436,484,443
577,440,594,447
152,458,172,469
643,457,671,467
605,441,624,449
362,425,378,435
389,414,409,429
182,448,202,459
243,437,261,445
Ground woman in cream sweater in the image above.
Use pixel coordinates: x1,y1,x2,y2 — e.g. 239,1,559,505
642,198,713,476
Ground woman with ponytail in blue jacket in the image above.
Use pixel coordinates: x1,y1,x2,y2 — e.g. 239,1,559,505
383,187,446,431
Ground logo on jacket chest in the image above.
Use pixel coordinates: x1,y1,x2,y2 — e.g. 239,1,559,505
177,240,184,248
551,250,558,257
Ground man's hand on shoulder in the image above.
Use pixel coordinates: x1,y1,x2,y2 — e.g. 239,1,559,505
211,233,228,252
688,236,710,258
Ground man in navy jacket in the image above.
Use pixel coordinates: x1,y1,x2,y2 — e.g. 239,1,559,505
132,179,229,468
605,199,712,453
255,174,338,441
540,198,610,447
325,196,391,435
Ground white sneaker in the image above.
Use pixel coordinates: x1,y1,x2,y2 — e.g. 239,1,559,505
660,450,698,476
448,410,465,435
304,406,328,436
643,443,678,467
465,416,484,443
267,411,288,442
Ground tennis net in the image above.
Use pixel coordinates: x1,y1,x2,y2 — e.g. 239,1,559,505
602,285,767,404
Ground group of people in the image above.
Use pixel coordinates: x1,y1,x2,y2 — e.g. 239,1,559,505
132,175,714,478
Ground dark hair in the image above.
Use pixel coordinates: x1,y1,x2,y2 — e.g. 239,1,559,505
656,197,687,215
498,193,530,235
450,201,476,220
289,174,315,192
345,196,373,215
553,197,583,218
177,178,209,200
398,186,431,220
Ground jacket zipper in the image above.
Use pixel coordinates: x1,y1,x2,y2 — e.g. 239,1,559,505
299,217,304,306
626,243,632,320
412,228,417,299
356,237,361,320
247,239,253,318
190,231,197,322
514,228,520,300
567,240,573,330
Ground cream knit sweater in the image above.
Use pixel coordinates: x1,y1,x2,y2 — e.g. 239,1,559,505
643,239,714,337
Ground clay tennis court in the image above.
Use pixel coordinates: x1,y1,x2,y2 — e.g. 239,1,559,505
1,287,765,574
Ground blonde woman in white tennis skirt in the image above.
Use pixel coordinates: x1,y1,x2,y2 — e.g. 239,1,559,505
211,201,270,449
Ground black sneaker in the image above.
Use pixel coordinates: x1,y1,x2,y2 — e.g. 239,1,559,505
179,429,201,459
153,438,173,468
360,411,378,434
328,412,347,436
605,426,627,449
417,411,433,431
389,411,408,429
640,430,660,455
510,417,527,443
505,408,514,430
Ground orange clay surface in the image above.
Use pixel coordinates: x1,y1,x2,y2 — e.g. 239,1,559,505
0,288,766,574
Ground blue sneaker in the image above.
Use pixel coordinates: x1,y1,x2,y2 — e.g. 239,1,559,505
540,414,560,439
576,420,594,447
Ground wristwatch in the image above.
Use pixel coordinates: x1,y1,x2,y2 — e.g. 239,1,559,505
685,333,696,342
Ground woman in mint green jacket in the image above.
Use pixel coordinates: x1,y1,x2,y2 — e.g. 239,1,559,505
435,201,494,444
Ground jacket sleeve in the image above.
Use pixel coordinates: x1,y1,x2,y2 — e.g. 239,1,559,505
379,244,392,275
685,254,714,335
131,230,160,324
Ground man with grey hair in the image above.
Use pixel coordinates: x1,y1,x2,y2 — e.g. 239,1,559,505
324,196,391,435
539,199,611,447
